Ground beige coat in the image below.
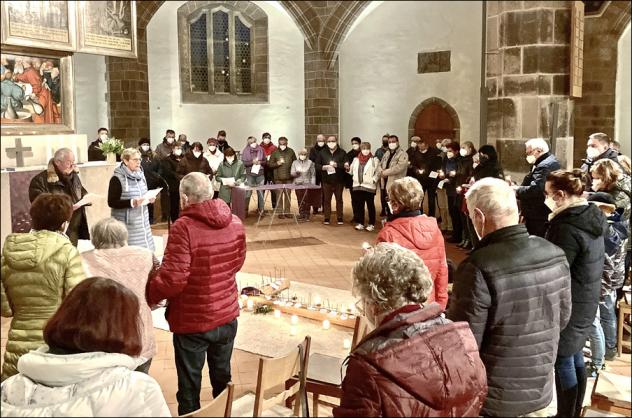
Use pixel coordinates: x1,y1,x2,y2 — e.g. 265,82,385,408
378,147,409,191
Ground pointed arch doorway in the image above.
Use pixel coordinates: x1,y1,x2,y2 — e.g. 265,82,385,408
408,97,461,145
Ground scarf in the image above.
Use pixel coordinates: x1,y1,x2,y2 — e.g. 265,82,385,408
358,152,373,165
548,197,588,221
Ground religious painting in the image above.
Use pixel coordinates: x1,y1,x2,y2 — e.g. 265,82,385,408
0,1,76,51
76,1,137,59
0,49,75,135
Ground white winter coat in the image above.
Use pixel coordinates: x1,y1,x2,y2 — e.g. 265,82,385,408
350,156,380,191
204,150,224,191
0,347,171,417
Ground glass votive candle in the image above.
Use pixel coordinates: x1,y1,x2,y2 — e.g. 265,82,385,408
343,338,351,349
291,315,299,325
322,319,331,330
319,308,328,314
340,313,348,320
274,309,281,318
246,299,254,311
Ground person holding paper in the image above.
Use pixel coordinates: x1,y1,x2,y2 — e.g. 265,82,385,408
29,148,90,247
260,132,278,209
215,147,245,205
316,135,348,225
268,137,297,218
410,139,442,218
440,142,463,244
291,148,316,222
108,148,155,251
157,142,185,222
241,136,266,216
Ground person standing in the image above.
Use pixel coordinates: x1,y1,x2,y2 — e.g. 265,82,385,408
108,148,155,251
346,137,362,224
544,169,606,417
147,173,246,416
441,142,462,243
456,141,477,248
157,142,185,222
87,127,109,162
448,178,572,417
315,135,347,225
268,137,297,218
411,140,442,217
29,148,90,246
349,142,379,232
217,130,230,153
374,134,390,162
241,136,267,216
155,129,176,160
215,147,245,205
1,193,85,380
378,135,408,218
581,132,623,187
308,134,326,215
291,148,316,222
177,142,213,178
138,138,161,224
514,138,561,238
260,132,278,209
204,137,224,199
178,134,192,154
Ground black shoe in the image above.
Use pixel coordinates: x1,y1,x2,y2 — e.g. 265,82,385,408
324,219,330,225
605,347,617,361
555,377,578,417
574,366,588,416
460,240,471,249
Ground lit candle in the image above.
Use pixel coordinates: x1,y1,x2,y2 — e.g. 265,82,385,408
328,311,337,317
291,315,299,325
314,295,322,306
294,302,302,308
343,339,351,349
361,242,371,250
246,299,254,311
340,313,348,320
240,294,248,301
290,325,298,336
274,309,281,318
322,319,331,330
319,308,328,314
238,299,243,309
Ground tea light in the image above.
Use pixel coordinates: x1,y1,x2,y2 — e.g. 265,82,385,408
314,295,322,306
273,300,281,305
246,299,254,311
340,313,348,320
291,315,299,325
322,319,331,330
328,310,337,317
274,309,281,318
294,302,302,308
240,294,248,301
343,338,351,349
361,242,371,250
290,325,298,336
319,308,328,314
238,299,243,309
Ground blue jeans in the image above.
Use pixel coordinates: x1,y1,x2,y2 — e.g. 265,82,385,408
555,351,585,390
173,320,238,415
246,174,265,211
589,308,605,369
600,290,617,351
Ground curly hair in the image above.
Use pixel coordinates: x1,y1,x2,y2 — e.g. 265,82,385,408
388,177,424,212
352,242,432,313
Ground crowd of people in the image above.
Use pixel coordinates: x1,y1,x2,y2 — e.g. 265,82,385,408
0,128,630,417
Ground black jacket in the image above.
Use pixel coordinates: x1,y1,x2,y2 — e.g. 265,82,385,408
140,150,162,190
345,149,359,188
315,146,347,184
87,139,106,162
456,154,474,186
409,148,442,189
309,144,326,185
157,155,183,192
546,203,607,357
448,224,572,417
581,148,623,187
516,153,561,220
473,158,504,181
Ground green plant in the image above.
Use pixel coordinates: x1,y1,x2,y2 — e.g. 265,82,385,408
254,305,273,315
97,137,125,155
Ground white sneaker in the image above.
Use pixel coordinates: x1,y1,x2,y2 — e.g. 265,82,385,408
355,224,365,231
365,224,375,232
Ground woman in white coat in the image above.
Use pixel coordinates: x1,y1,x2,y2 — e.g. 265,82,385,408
0,277,170,417
348,142,380,231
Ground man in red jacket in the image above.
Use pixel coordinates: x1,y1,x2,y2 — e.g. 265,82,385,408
147,172,246,416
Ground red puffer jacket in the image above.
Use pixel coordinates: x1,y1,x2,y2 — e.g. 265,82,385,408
334,304,487,417
377,213,449,309
147,199,246,334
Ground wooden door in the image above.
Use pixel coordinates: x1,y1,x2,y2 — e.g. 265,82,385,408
414,103,455,143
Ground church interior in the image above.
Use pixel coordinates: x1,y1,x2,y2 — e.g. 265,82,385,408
1,1,631,417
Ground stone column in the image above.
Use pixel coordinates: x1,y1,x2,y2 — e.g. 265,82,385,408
486,1,574,180
304,50,339,146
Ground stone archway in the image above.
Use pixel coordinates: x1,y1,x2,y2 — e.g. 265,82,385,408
408,97,461,143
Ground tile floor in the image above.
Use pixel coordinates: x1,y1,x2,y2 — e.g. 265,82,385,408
1,191,629,417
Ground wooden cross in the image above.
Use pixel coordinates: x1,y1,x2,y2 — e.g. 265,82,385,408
5,137,32,167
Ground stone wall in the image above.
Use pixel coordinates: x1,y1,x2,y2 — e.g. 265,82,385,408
573,1,631,164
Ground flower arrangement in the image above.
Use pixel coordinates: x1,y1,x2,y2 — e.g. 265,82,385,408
97,137,125,155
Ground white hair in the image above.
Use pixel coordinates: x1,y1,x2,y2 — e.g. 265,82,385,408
180,172,213,203
54,147,73,162
525,138,549,153
411,136,421,142
91,217,128,249
121,148,140,161
466,177,519,219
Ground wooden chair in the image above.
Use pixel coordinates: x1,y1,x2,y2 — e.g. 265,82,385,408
285,315,373,417
232,336,311,417
180,382,234,417
589,370,631,416
616,298,631,357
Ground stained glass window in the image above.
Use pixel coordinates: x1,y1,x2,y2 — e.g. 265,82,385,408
189,14,208,92
212,10,230,93
234,15,252,93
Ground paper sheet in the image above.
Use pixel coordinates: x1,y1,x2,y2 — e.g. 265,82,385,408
74,193,101,209
221,177,236,186
326,166,336,175
437,180,446,189
251,164,261,175
429,171,439,179
139,188,162,205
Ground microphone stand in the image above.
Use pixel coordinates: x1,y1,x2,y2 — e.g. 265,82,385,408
153,172,171,233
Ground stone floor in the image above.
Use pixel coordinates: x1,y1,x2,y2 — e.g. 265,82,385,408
1,191,630,416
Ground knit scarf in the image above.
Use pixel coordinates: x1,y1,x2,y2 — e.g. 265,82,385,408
358,152,373,165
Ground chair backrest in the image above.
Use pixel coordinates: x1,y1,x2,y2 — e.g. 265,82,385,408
180,382,234,417
351,315,372,350
253,336,311,417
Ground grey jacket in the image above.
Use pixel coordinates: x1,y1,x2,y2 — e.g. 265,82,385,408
290,159,316,185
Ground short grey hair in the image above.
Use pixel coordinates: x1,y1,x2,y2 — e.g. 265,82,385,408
91,217,128,249
121,148,140,161
54,148,73,162
410,136,421,142
466,177,519,219
525,138,549,153
352,242,433,312
389,177,424,211
180,172,213,203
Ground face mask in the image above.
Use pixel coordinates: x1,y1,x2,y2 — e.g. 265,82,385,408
352,144,360,151
544,196,557,211
526,154,537,165
167,137,174,144
460,148,468,157
388,143,398,150
226,157,234,163
436,143,442,149
441,147,448,153
420,148,428,154
174,149,182,156
141,145,150,152
447,151,455,159
193,151,202,158
99,134,107,141
327,142,337,150
263,138,271,144
591,179,603,192
218,138,226,143
209,145,216,152
280,145,287,151
410,143,418,149
587,147,601,160
361,149,370,156
299,155,307,161
317,141,325,147
250,142,257,149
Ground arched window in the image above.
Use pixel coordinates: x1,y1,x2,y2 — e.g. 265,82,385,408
178,1,268,104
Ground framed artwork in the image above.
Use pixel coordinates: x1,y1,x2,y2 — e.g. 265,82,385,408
0,47,75,135
76,1,137,59
0,1,76,52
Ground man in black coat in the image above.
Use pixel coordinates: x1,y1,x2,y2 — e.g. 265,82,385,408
309,134,326,214
345,137,361,223
410,140,442,217
315,135,347,225
581,132,624,188
28,148,90,246
514,138,561,237
87,127,109,162
448,177,571,417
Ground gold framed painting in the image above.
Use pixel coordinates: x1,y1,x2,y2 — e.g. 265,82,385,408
0,1,76,52
1,47,75,135
76,1,137,59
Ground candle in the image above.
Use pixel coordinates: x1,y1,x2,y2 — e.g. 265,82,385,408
322,319,331,330
361,242,371,250
328,311,338,317
274,309,281,318
340,313,348,320
246,299,254,311
290,325,298,336
238,299,243,309
314,295,322,306
320,308,328,314
291,315,299,325
294,302,302,308
343,339,351,349
240,294,248,300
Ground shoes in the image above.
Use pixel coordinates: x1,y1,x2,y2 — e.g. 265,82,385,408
337,220,344,225
298,215,310,223
456,240,466,248
366,224,375,232
458,240,471,249
605,347,617,361
278,215,285,220
355,224,365,231
324,219,330,225
313,208,320,215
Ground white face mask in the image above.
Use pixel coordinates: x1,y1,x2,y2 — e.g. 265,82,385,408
587,147,601,160
167,137,174,144
174,149,182,156
250,142,257,149
441,147,448,153
591,179,603,192
193,151,202,158
99,134,108,141
447,151,455,159
544,196,557,211
460,148,468,157
280,145,287,151
209,145,216,152
299,155,307,161
388,143,398,150
226,157,235,164
263,138,271,144
317,141,325,147
526,154,537,165
352,144,360,151
327,142,337,150
361,149,370,156
141,145,150,152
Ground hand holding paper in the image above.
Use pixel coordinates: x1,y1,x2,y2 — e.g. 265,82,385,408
251,164,261,175
139,188,163,206
73,193,101,210
429,171,439,179
221,177,236,187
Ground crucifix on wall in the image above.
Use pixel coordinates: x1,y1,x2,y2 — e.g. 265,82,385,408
5,138,32,168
